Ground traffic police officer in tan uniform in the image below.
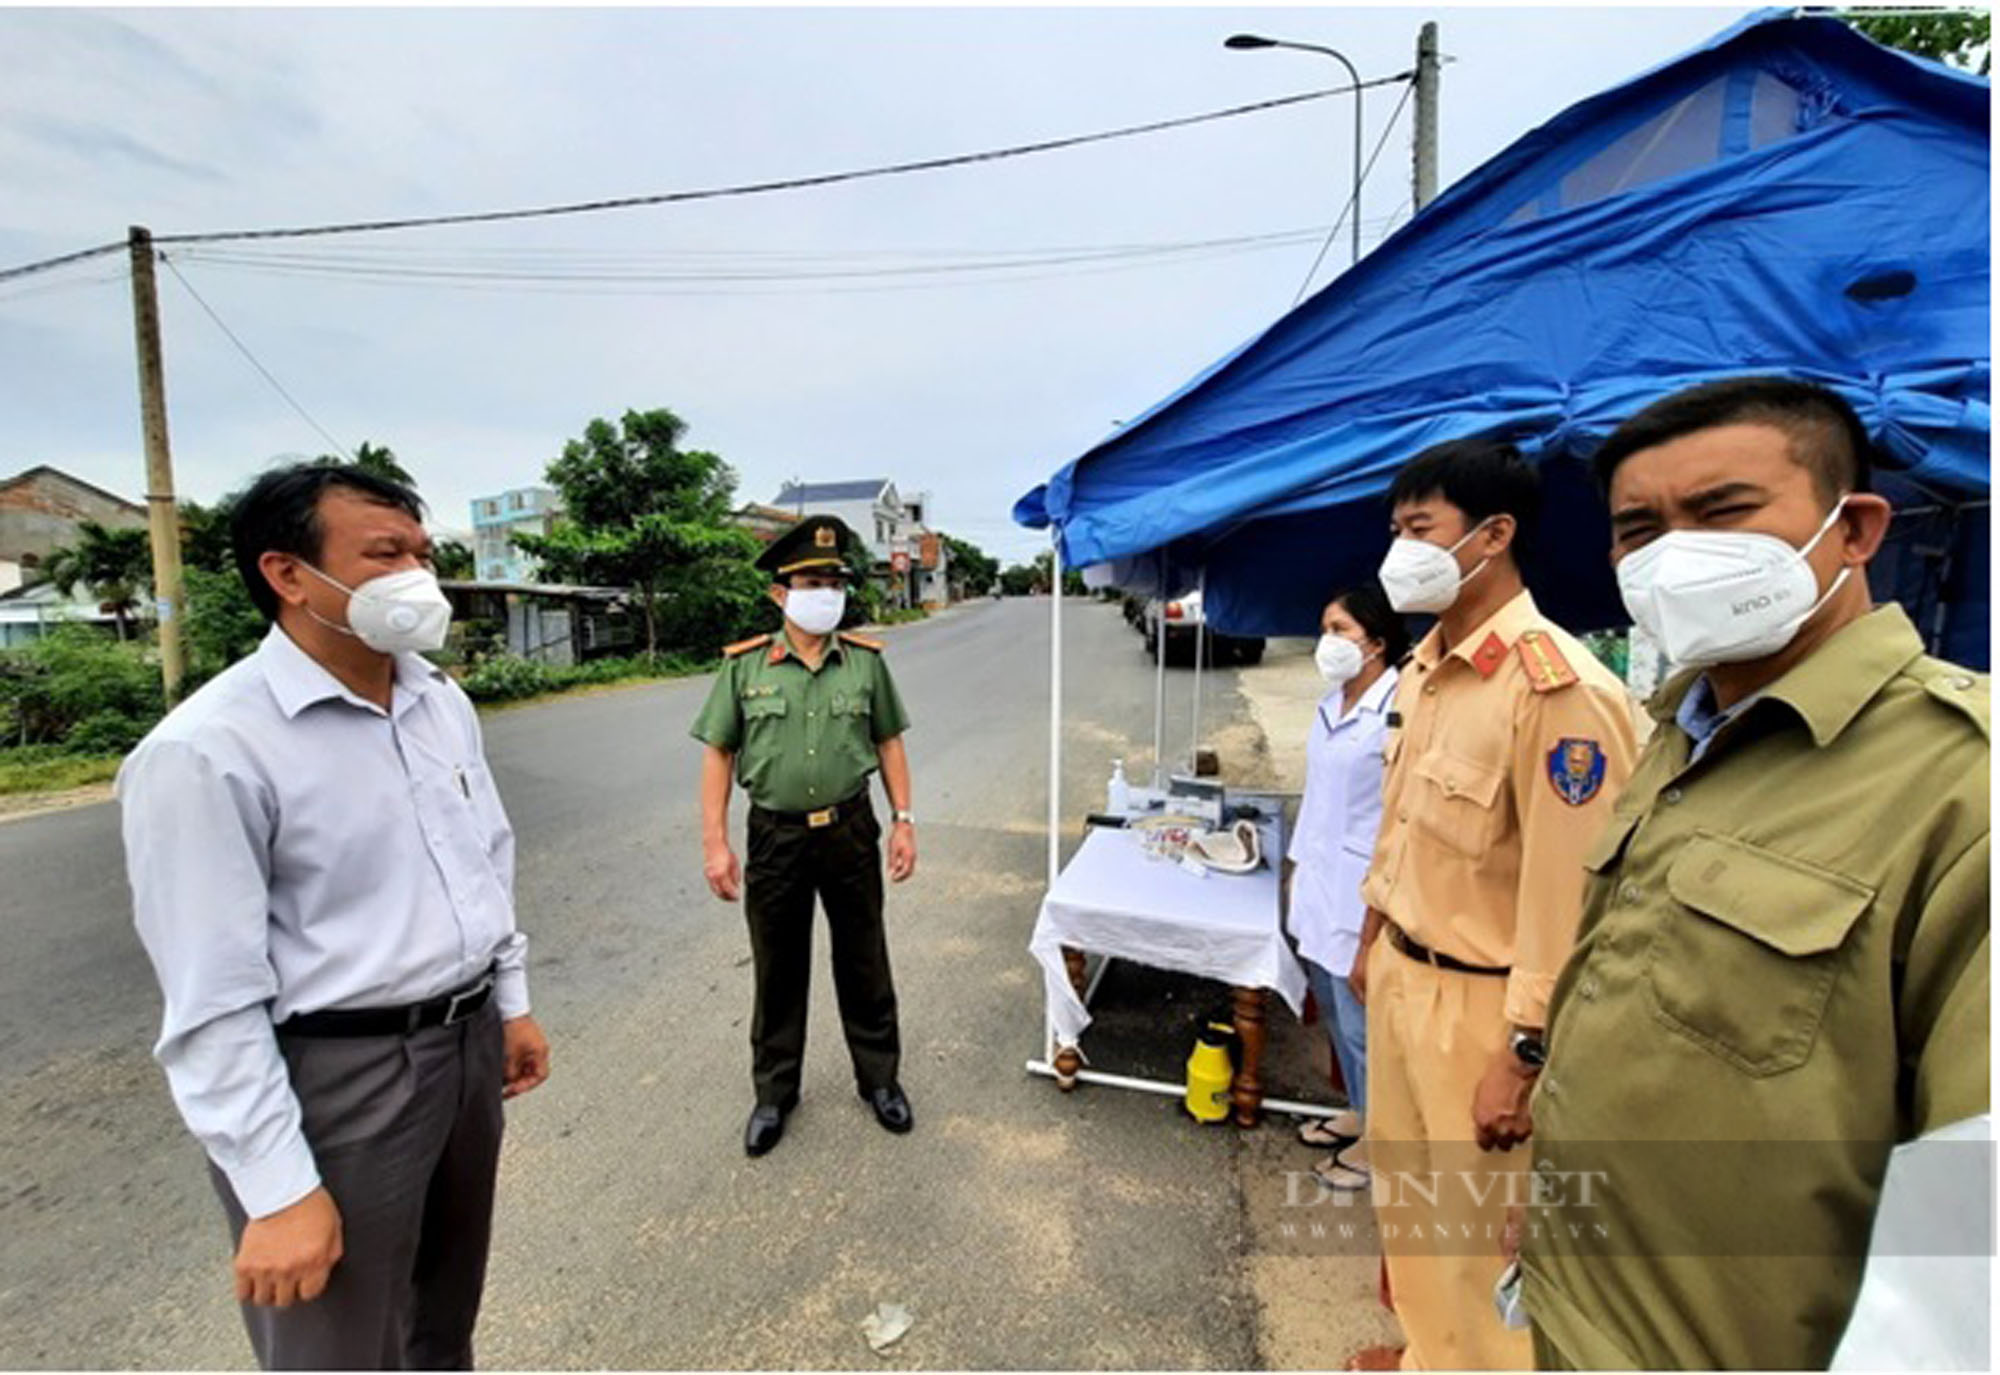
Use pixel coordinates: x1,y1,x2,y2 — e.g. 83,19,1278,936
692,516,918,1157
1515,378,1989,1368
1348,438,1642,1372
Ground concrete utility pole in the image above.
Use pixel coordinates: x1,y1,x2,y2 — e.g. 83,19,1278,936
128,225,187,704
1413,21,1441,211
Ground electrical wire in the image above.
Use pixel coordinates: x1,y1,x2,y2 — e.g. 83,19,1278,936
0,264,128,305
167,222,1401,278
0,238,128,288
159,253,352,460
1289,76,1419,307
0,73,1411,285
165,220,1416,299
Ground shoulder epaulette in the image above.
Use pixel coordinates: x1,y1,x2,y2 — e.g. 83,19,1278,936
838,631,885,653
1919,666,1989,740
1516,629,1579,693
722,633,773,659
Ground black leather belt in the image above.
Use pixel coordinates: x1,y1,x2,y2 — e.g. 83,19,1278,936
751,791,869,830
1389,925,1510,977
278,968,496,1039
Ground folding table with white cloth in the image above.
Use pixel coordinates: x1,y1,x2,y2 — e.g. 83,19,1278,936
1027,799,1318,1125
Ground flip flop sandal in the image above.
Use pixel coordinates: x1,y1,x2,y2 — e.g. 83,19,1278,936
1296,1109,1361,1147
1313,1154,1372,1192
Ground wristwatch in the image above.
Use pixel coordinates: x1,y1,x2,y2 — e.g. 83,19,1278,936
892,809,916,826
1510,1029,1546,1071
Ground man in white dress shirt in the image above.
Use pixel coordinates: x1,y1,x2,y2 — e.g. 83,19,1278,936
118,462,550,1370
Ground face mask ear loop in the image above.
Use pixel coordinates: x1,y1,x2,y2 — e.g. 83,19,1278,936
296,560,359,638
1794,493,1855,625
1447,517,1498,592
1800,493,1852,559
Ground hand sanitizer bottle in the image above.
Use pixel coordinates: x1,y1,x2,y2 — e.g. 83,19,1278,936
1107,759,1131,816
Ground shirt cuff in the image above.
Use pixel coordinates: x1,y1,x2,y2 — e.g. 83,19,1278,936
224,1132,322,1220
1505,970,1556,1029
494,963,531,1020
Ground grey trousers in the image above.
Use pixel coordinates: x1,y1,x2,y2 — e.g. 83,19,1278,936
210,1001,505,1371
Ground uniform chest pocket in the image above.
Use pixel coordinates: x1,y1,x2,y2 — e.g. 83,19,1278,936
1646,832,1873,1076
830,690,871,719
1411,748,1507,856
743,695,789,724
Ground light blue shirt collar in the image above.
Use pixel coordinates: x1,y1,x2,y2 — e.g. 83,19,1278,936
1676,674,1761,764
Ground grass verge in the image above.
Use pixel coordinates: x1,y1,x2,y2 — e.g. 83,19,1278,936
0,749,123,796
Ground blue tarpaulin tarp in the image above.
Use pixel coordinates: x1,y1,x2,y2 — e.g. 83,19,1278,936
1016,11,1990,666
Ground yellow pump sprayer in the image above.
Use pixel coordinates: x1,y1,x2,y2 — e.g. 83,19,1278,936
1184,1020,1236,1123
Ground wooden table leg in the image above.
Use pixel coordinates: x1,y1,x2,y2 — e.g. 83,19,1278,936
1230,985,1267,1127
1061,946,1089,999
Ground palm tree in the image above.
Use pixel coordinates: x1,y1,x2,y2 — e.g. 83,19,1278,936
42,521,153,641
349,441,415,487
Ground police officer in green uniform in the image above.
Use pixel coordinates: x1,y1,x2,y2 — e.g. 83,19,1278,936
1512,378,1989,1368
691,515,918,1157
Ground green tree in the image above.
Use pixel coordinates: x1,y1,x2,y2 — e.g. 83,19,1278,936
433,539,475,580
940,534,999,597
0,623,163,750
182,565,267,687
41,521,153,641
1842,8,1990,73
348,441,416,487
513,408,764,654
1031,549,1087,596
998,563,1037,597
179,497,237,575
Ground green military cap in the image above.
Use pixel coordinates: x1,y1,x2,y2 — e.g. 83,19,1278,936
755,514,859,580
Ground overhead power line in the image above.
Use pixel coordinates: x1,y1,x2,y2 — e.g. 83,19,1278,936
0,72,1411,285
162,220,1415,299
158,253,352,460
1289,75,1419,306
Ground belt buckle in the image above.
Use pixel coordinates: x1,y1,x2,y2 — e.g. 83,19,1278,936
807,806,836,829
443,976,492,1027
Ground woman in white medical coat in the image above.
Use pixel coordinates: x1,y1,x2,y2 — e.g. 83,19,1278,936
1288,582,1408,1189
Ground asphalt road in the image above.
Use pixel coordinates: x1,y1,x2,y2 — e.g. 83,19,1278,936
0,598,1342,1369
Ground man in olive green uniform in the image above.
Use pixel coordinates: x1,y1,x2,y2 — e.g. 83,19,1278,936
691,516,918,1157
1518,378,1989,1368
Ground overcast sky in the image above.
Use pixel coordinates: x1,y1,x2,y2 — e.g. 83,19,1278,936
1,4,1751,563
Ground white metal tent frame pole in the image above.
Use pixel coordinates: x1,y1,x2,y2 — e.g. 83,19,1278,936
1047,531,1063,888
1189,565,1207,770
1044,531,1064,1061
1152,604,1168,789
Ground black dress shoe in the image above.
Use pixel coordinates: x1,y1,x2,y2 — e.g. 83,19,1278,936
744,1103,787,1156
862,1084,914,1134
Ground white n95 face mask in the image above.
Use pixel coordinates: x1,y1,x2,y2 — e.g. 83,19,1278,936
1378,519,1495,615
303,564,454,654
784,586,846,636
1616,497,1851,668
1314,634,1374,684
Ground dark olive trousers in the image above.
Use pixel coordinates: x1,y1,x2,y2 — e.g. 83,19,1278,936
743,798,901,1108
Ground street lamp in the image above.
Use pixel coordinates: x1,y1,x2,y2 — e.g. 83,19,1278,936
1225,32,1364,269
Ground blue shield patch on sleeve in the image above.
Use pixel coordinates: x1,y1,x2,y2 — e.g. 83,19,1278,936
1547,738,1607,807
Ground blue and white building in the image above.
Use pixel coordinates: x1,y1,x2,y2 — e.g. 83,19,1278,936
470,486,562,584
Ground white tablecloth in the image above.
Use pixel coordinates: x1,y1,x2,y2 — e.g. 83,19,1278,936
1028,814,1307,1047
